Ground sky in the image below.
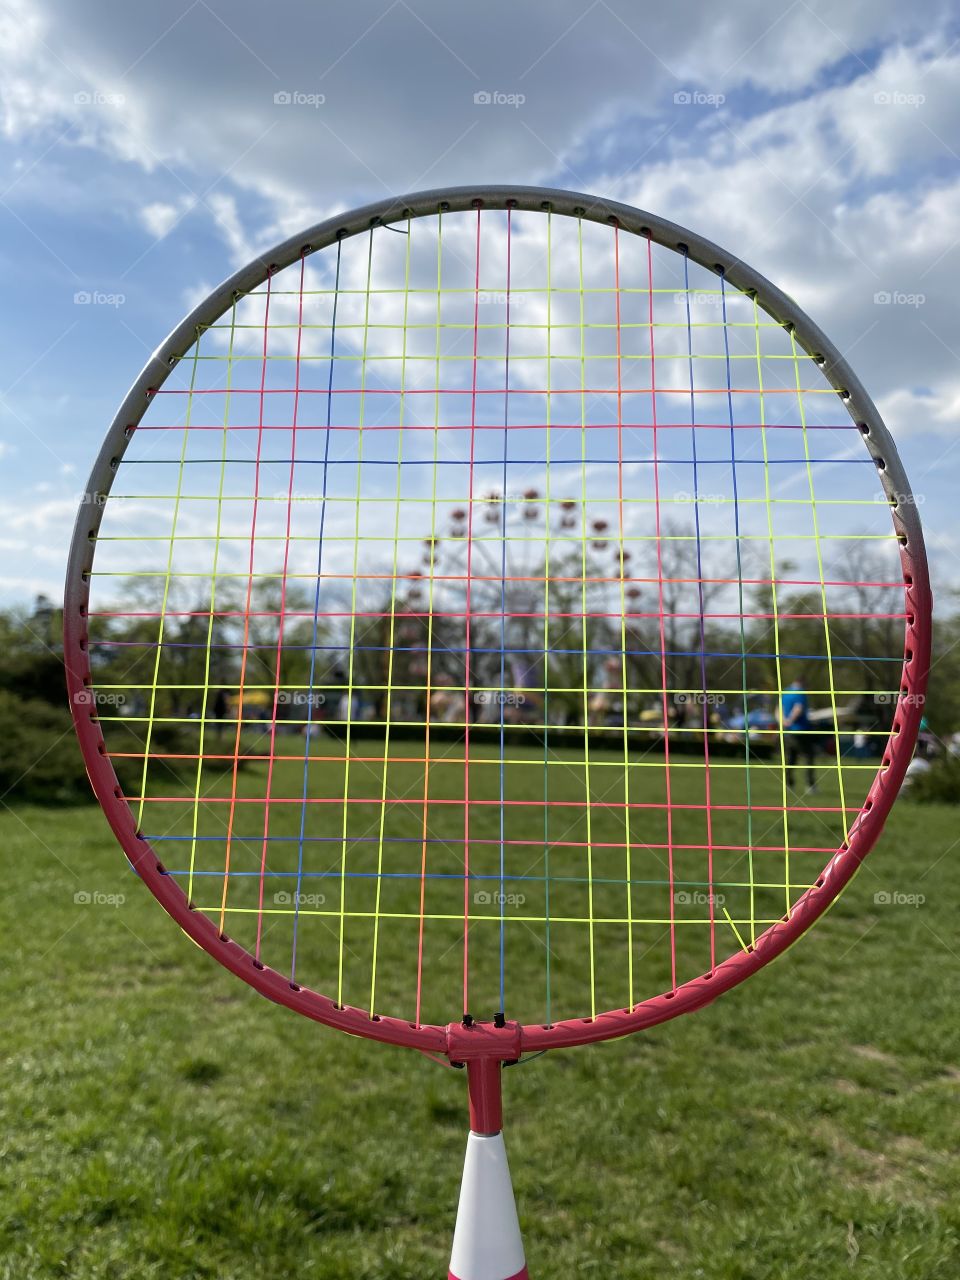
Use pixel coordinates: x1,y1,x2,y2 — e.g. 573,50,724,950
1,0,958,604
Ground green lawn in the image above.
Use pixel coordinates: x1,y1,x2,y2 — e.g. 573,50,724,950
119,729,870,1031
3,745,959,1278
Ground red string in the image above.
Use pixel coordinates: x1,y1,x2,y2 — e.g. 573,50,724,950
648,238,678,990
461,208,482,1018
255,254,306,959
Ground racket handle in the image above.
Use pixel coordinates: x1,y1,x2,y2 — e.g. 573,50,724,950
448,1132,528,1280
449,1059,528,1279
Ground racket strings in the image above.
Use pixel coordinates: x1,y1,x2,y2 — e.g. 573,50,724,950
85,207,909,1029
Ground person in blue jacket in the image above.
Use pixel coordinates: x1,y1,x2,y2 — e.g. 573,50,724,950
781,680,817,790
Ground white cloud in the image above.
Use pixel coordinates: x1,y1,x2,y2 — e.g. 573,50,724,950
0,0,958,598
878,384,960,436
0,0,947,204
206,191,255,262
140,199,190,239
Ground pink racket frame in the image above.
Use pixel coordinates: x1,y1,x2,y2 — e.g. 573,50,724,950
65,186,931,1278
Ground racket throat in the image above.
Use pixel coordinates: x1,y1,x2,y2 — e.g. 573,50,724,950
448,1059,528,1280
466,1055,504,1135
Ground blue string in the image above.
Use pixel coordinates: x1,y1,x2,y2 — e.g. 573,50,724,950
97,639,901,662
161,867,760,889
120,453,873,468
683,255,711,743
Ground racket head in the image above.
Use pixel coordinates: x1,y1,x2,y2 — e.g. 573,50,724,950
64,187,931,1056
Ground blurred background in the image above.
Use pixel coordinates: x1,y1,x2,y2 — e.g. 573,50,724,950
2,5,959,1277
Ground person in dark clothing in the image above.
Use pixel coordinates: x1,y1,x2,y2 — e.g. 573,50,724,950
781,680,816,790
212,688,229,743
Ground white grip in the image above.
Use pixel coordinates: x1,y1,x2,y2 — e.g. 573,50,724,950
448,1132,528,1280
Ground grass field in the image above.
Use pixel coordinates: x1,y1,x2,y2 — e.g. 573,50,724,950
115,727,874,1032
3,742,960,1279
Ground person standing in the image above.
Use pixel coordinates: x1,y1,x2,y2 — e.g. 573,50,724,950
781,679,817,790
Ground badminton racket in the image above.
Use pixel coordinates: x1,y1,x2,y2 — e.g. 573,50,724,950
65,186,931,1279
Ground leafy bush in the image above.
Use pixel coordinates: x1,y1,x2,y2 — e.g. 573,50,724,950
903,754,960,804
0,690,95,804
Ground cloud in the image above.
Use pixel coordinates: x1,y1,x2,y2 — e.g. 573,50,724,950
0,0,947,203
878,384,960,436
140,199,192,239
1,0,958,599
206,191,255,260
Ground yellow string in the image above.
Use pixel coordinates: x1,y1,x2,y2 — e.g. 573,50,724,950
337,229,375,1007
789,330,848,838
187,301,237,900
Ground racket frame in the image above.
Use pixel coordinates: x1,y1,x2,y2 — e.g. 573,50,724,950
64,185,931,1061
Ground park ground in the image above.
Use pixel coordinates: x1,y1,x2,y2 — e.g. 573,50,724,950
2,748,959,1279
